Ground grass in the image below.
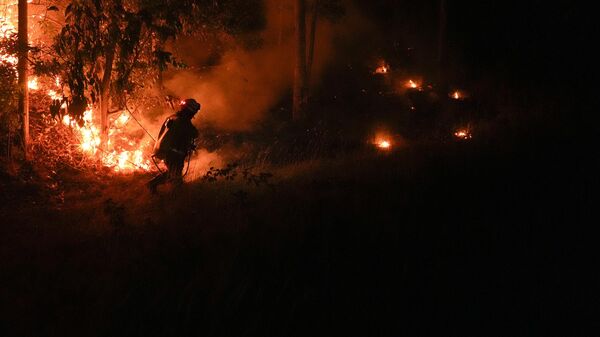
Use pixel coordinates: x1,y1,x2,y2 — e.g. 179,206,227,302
0,120,596,336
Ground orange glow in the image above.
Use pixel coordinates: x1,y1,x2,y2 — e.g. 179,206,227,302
1,9,17,64
454,128,472,140
27,77,39,90
2,2,152,173
373,132,394,150
374,63,389,74
406,79,421,89
378,140,391,149
61,106,152,172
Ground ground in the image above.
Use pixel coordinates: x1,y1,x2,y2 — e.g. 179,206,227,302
0,127,596,336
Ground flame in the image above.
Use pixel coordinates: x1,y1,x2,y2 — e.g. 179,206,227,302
406,79,420,89
1,4,17,65
454,128,472,140
27,77,38,90
375,65,388,74
114,111,130,128
60,106,152,172
378,140,391,149
373,132,393,150
450,90,464,100
374,61,389,74
3,6,151,174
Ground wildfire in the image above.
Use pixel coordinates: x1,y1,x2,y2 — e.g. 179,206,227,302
2,1,152,173
454,128,472,140
450,90,466,100
1,4,17,64
373,132,394,151
377,140,391,149
406,79,421,90
61,107,152,172
374,63,389,74
27,77,38,90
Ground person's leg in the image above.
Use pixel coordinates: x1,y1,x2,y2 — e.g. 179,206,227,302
166,155,185,187
147,171,168,193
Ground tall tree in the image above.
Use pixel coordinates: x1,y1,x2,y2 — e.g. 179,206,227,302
293,0,343,121
293,0,308,121
17,0,28,159
306,0,318,87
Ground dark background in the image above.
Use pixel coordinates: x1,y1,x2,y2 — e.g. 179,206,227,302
1,1,598,336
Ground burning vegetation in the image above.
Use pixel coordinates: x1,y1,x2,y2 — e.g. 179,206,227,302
2,0,483,174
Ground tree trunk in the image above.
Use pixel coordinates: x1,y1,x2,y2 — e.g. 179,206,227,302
18,0,29,159
278,2,284,46
293,0,308,121
306,0,319,88
437,0,448,92
100,44,115,148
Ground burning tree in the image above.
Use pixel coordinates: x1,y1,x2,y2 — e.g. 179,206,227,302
42,0,265,141
0,3,18,161
13,0,264,171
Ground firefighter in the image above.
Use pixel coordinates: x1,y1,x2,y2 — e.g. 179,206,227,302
147,98,201,193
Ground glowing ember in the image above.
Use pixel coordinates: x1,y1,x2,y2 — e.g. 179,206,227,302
378,140,391,149
450,90,465,100
374,62,389,74
454,128,472,140
27,77,39,90
406,79,420,89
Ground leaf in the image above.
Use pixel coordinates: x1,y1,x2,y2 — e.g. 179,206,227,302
47,5,59,11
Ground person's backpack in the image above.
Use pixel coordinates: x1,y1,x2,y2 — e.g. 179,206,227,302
153,117,177,160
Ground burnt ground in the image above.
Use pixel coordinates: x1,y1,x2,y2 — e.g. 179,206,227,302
0,123,597,337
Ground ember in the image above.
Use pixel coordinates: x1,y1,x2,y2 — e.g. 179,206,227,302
377,140,391,149
454,128,472,140
406,79,421,90
373,132,394,150
450,90,466,100
374,61,389,74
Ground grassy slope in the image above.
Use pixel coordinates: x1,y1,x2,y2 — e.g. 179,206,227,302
0,129,596,336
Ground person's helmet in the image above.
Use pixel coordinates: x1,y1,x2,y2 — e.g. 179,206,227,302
180,98,201,114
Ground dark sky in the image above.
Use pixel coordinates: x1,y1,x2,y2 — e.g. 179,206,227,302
355,1,596,90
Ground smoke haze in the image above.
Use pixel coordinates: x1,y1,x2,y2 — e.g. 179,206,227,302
163,0,345,131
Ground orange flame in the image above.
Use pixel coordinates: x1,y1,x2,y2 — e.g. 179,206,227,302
406,79,421,89
61,107,152,172
377,140,391,149
454,128,472,140
375,65,388,74
27,77,38,90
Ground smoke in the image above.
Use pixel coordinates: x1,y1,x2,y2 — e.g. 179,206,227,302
183,149,225,182
162,0,342,131
164,42,293,131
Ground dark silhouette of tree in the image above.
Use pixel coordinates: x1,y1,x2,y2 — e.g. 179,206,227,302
293,0,343,121
293,0,307,121
18,0,28,158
